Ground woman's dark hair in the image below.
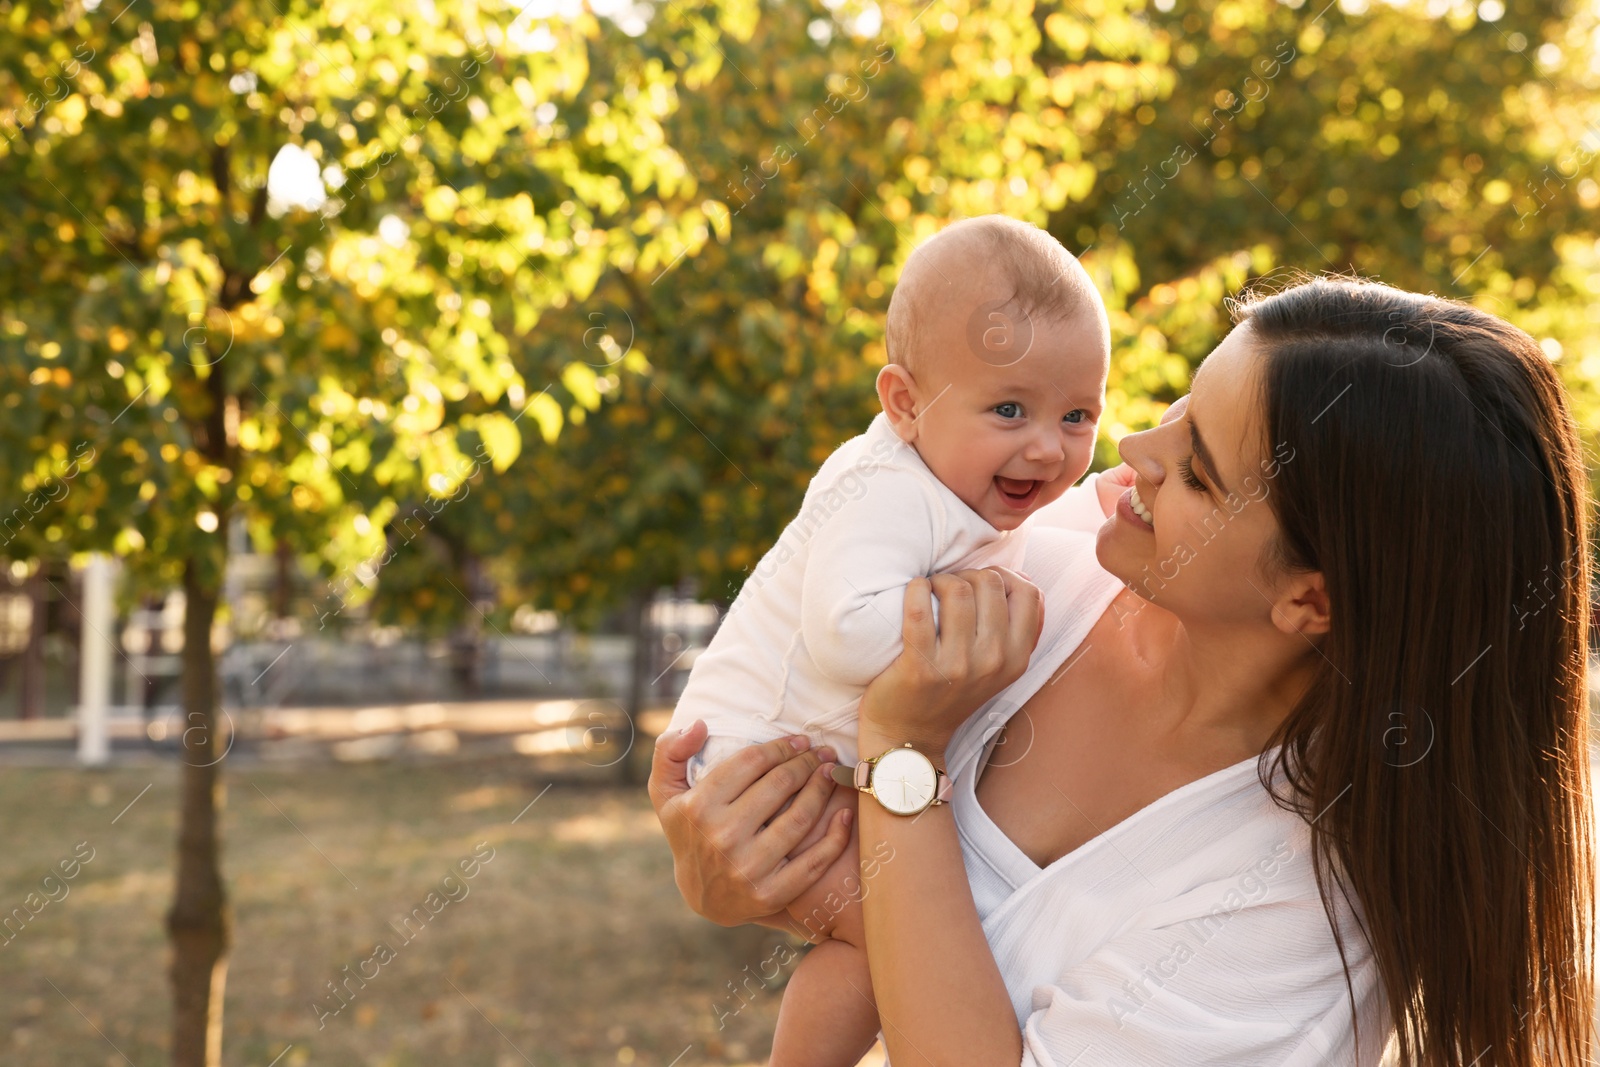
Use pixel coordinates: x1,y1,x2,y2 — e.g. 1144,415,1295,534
1235,276,1595,1066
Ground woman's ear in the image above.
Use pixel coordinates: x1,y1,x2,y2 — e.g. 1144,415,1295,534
876,364,921,443
1271,570,1331,638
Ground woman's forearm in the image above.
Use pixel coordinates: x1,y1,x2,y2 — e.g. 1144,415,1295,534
857,730,1023,1067
849,568,1041,1064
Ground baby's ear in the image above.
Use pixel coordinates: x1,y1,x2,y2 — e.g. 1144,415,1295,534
875,364,920,443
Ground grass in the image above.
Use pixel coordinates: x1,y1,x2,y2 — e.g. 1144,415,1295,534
0,754,799,1066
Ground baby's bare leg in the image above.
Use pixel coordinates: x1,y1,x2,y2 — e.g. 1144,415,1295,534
781,789,864,944
769,940,877,1067
768,790,879,1067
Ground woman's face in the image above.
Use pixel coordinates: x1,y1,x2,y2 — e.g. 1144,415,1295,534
1095,322,1306,629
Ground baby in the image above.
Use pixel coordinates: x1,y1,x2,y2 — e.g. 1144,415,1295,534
666,215,1112,1066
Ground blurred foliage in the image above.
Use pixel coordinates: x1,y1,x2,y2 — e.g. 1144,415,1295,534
1072,0,1600,450
1,0,1597,630
472,0,1600,624
0,0,731,630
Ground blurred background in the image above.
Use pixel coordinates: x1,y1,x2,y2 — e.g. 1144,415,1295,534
1,0,1597,1063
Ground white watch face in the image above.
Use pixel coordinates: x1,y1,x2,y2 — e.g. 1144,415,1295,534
871,748,938,815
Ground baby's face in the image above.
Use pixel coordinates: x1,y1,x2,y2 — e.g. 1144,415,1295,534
911,310,1107,532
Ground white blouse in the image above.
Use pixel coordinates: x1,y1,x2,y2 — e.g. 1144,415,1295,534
939,498,1393,1066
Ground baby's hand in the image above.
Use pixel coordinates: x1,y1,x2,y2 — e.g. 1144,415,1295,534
1094,394,1184,515
1095,464,1135,517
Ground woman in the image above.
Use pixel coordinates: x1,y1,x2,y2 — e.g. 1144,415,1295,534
649,277,1596,1065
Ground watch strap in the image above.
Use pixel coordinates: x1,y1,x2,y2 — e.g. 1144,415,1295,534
855,761,872,789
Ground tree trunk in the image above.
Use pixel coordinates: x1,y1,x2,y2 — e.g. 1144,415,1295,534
621,589,653,784
166,559,230,1067
450,554,486,697
271,538,292,621
19,566,46,719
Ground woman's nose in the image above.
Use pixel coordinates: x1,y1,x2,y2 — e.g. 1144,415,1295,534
1117,425,1166,484
1118,395,1189,481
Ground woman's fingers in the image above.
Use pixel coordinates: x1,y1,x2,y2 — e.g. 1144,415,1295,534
900,576,938,665
947,568,1011,669
945,567,1043,685
692,733,815,808
731,741,831,830
980,565,1034,606
647,718,707,812
928,572,976,671
756,758,841,857
861,566,1045,753
924,569,1040,685
654,739,820,924
648,733,842,926
768,804,854,909
987,567,1044,672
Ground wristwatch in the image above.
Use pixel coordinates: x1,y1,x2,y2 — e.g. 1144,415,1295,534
831,743,952,816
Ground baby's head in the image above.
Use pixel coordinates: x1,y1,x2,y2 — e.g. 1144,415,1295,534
879,216,1110,532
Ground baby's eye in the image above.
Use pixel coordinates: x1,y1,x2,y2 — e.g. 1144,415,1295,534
1062,410,1087,425
993,402,1022,419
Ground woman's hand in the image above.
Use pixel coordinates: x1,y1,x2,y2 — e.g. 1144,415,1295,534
857,566,1043,762
648,720,854,926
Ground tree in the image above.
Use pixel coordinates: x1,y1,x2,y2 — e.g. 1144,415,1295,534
348,0,1142,752
446,0,1600,631
447,0,1141,623
3,0,1596,1052
1055,0,1600,464
0,0,725,1060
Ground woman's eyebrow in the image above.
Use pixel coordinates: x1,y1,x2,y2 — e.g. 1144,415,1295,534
1189,418,1231,496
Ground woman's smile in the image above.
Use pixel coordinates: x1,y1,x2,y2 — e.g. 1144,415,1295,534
1117,485,1155,531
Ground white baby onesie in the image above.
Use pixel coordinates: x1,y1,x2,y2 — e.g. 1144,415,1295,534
666,412,1029,777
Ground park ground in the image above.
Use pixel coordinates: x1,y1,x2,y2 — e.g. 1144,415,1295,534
0,750,821,1066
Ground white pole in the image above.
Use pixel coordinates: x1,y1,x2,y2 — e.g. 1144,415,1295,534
78,554,113,767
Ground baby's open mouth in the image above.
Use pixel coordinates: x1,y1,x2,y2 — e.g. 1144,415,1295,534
995,476,1041,509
